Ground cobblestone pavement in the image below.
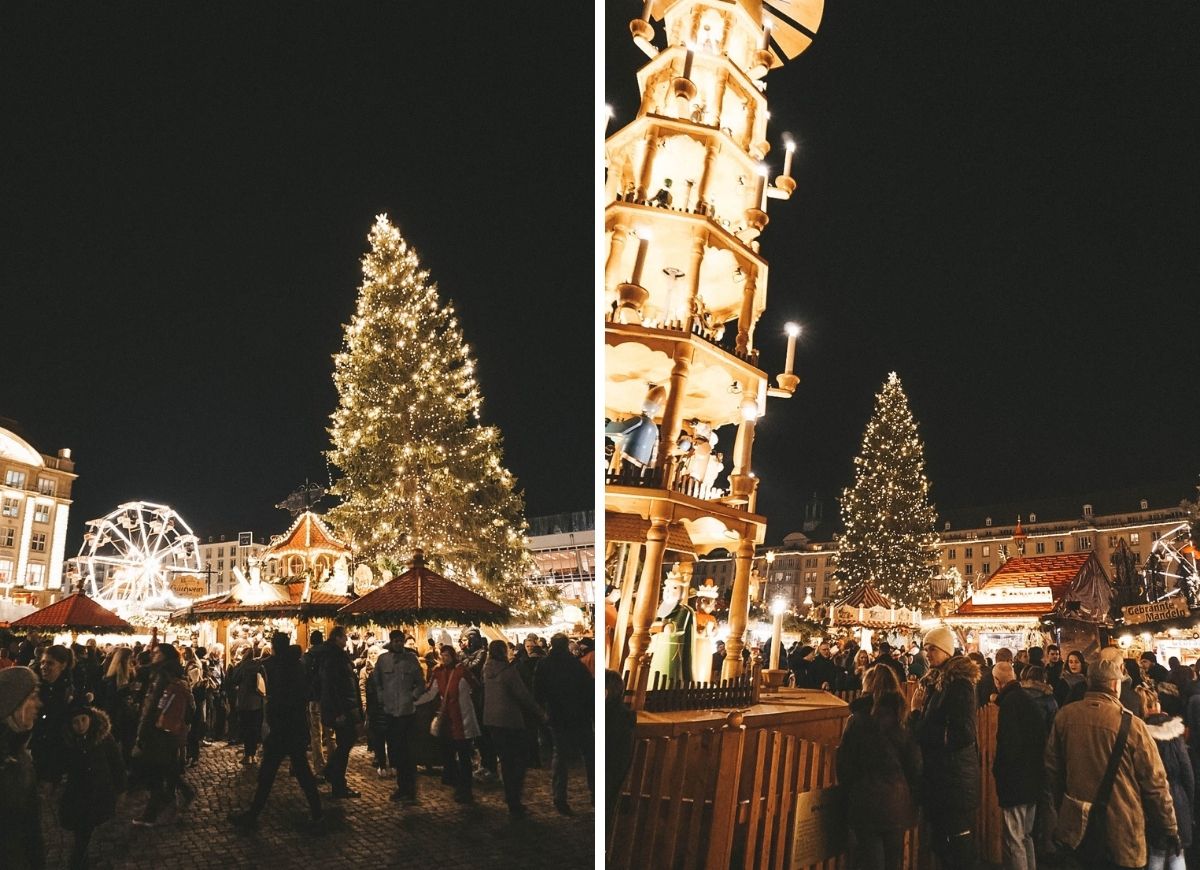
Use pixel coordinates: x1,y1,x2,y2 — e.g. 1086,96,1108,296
42,741,595,869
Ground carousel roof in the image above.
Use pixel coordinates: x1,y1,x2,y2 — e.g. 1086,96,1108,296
169,579,353,624
833,581,894,610
262,511,350,559
338,550,510,626
11,592,135,633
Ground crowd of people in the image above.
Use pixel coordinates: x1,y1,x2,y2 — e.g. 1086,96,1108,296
827,624,1200,870
0,624,596,869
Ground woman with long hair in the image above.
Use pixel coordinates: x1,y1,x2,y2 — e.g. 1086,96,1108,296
31,644,75,784
1054,651,1088,708
99,647,138,759
836,665,921,870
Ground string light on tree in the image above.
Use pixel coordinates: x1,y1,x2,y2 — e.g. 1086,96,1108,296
326,215,547,619
834,373,939,609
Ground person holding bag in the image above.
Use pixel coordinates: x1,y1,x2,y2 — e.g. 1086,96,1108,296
426,644,480,803
132,644,195,827
1045,655,1177,869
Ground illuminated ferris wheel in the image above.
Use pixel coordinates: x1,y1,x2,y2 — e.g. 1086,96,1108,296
78,501,203,614
1144,522,1200,607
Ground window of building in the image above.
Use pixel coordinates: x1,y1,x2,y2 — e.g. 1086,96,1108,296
1130,532,1140,545
0,528,12,548
1035,541,1045,554
25,564,45,588
1029,513,1037,523
33,504,50,524
229,546,237,557
1,498,18,518
965,547,974,559
0,559,11,582
1055,540,1065,552
217,559,224,570
36,477,56,496
982,545,991,557
947,548,956,560
1077,536,1093,551
30,533,46,552
1140,499,1149,510
980,563,990,574
1083,504,1093,518
1153,531,1161,541
985,517,993,527
965,564,973,575
1109,536,1120,548
1133,551,1140,563
4,470,26,489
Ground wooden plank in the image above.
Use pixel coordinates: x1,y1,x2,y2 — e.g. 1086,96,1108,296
623,738,660,869
741,728,769,869
683,729,718,870
772,734,798,870
758,732,783,870
704,723,747,869
660,732,691,868
643,736,675,862
608,737,649,867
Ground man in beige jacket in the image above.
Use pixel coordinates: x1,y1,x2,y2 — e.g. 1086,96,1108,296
1045,655,1178,868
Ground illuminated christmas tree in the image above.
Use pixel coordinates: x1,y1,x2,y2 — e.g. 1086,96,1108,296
327,215,545,617
835,373,939,609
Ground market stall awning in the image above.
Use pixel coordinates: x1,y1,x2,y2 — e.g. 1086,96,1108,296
261,510,350,559
337,550,510,626
11,592,135,634
946,552,1110,626
825,581,920,629
169,580,353,624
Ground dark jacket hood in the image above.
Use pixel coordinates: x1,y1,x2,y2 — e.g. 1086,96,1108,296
63,705,112,745
923,653,980,691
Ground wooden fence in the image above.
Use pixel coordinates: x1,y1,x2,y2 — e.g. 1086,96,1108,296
623,658,763,713
609,694,1002,869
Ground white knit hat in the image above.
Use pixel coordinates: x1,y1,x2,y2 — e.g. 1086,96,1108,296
922,625,956,657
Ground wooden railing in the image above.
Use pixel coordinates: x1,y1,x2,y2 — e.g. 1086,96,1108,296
609,690,1004,869
624,657,763,713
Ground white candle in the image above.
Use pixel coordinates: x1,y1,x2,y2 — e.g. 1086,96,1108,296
770,609,783,670
783,323,799,374
631,236,650,286
783,140,796,178
641,0,653,21
761,21,771,51
755,174,766,211
829,603,835,622
682,49,694,81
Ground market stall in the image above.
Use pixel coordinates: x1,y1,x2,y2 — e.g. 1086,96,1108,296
10,591,135,643
825,581,921,652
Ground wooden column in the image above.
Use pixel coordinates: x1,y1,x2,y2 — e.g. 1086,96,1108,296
623,517,670,683
655,341,695,478
722,537,754,680
604,222,631,296
735,268,757,356
609,542,643,672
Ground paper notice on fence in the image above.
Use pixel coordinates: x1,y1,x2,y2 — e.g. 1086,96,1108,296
790,787,847,868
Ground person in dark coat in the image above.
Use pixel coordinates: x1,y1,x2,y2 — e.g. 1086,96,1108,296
992,662,1045,870
836,664,921,870
319,625,363,799
534,632,594,816
1142,651,1171,684
59,702,126,870
0,667,44,869
229,634,323,828
710,641,727,683
808,640,842,691
604,669,636,830
132,643,196,826
226,646,265,764
789,645,815,688
1018,665,1058,729
872,643,906,687
482,639,546,818
1054,650,1088,708
1140,683,1193,869
908,626,980,869
31,644,75,784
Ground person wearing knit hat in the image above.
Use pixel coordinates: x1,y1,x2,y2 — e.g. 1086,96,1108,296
908,626,981,868
0,666,44,868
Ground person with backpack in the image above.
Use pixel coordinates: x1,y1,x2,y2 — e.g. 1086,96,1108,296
132,643,195,827
229,632,323,830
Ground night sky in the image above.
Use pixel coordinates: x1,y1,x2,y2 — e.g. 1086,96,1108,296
606,1,1200,542
3,5,593,548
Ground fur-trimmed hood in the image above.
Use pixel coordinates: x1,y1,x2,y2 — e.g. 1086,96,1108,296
1144,714,1185,742
1020,679,1053,696
62,705,112,746
921,654,980,692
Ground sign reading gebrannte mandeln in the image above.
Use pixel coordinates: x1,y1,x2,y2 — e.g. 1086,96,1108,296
1122,596,1189,625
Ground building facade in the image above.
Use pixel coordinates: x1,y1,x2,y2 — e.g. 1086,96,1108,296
528,511,595,605
197,533,270,596
0,424,76,605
